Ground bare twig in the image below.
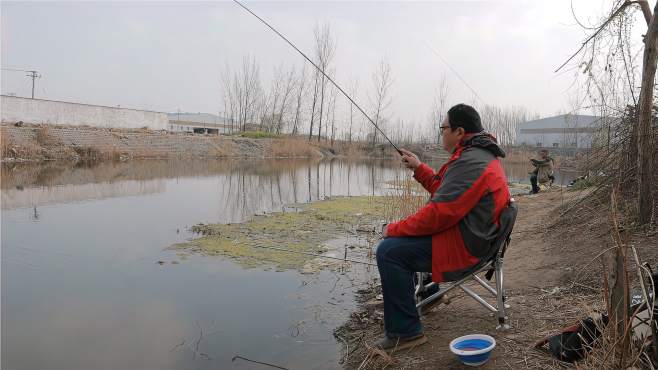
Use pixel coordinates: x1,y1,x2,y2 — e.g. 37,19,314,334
232,355,290,369
555,1,636,73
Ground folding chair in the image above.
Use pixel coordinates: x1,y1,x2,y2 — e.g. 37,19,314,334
414,199,518,329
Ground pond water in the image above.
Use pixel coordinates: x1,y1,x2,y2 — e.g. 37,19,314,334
1,158,576,370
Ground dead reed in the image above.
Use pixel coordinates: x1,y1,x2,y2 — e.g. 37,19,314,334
380,173,427,222
268,137,323,158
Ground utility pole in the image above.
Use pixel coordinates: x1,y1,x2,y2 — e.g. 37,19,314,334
26,70,40,99
1,68,40,98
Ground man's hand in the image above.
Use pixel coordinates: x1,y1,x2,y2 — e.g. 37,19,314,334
400,148,421,170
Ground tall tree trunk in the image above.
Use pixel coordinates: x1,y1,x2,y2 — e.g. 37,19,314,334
637,1,658,224
349,103,353,143
608,189,630,366
317,75,326,142
308,73,320,141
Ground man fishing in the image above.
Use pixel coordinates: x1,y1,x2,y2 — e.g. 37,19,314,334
229,3,511,352
374,104,511,351
529,149,555,194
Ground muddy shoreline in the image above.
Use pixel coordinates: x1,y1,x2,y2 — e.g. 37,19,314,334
332,189,620,369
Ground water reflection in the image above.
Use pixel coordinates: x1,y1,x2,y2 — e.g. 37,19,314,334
2,158,578,213
2,159,400,225
3,180,165,209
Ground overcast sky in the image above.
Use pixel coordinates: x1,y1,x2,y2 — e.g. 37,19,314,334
1,1,626,122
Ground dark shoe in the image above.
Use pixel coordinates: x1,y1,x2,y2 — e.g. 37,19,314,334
373,333,428,352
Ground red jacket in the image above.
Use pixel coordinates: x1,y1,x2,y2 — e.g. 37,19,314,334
386,133,511,282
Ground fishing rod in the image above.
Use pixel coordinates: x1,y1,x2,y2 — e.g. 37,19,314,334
248,243,377,266
232,0,403,156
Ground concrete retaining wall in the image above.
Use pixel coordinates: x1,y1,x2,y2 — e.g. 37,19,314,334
1,95,167,130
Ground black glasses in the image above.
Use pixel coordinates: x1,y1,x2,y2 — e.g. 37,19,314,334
439,125,452,134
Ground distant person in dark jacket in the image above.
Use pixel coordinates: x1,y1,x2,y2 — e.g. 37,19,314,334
374,104,511,351
529,149,555,194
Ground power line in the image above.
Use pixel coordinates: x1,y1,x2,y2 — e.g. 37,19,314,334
2,68,41,99
1,67,31,73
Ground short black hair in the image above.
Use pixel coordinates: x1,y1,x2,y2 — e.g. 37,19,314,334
447,104,482,133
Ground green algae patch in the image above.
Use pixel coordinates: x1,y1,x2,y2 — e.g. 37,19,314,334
172,196,387,271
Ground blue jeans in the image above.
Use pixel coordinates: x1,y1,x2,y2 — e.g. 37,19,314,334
376,236,432,338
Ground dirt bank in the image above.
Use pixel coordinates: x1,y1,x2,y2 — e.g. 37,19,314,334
334,188,633,369
1,123,446,162
0,122,463,163
1,123,335,161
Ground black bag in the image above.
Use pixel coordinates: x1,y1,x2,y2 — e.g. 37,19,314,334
535,313,608,363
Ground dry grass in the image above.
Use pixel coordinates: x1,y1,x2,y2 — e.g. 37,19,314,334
1,126,44,160
571,192,657,369
503,148,534,164
132,145,167,159
268,137,322,158
1,131,14,158
212,136,237,158
72,146,103,161
381,174,427,222
34,125,57,146
316,140,371,157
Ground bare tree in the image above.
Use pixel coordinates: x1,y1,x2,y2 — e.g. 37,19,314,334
347,78,359,143
275,65,297,134
369,59,393,145
557,5,658,367
636,0,658,224
220,63,236,133
265,64,285,132
219,56,262,132
308,68,320,140
558,0,658,224
258,88,272,131
314,22,336,142
428,75,449,144
291,65,307,136
328,86,338,147
477,104,534,146
236,55,262,131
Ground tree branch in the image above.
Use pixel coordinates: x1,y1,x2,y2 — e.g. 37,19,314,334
556,1,637,73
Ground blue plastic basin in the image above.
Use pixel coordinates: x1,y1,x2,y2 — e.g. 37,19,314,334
449,334,496,366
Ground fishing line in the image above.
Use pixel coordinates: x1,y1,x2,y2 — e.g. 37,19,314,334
247,243,377,267
232,0,403,156
422,40,486,105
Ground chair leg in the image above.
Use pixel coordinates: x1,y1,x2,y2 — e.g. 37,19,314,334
495,258,510,330
414,272,425,298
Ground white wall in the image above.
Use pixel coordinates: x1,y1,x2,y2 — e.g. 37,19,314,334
168,122,233,134
1,95,167,130
516,132,593,148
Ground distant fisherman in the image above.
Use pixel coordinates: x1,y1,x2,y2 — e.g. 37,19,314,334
374,104,511,351
529,149,555,194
